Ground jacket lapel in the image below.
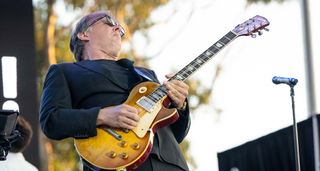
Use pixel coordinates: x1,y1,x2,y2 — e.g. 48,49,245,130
75,60,128,90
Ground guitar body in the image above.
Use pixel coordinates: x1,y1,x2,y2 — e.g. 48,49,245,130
74,81,179,171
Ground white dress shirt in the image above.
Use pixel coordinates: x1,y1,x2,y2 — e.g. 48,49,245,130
0,152,38,171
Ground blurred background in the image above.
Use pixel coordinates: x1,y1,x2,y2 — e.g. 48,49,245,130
0,0,319,170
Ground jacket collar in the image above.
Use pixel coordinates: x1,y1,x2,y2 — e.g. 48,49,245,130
75,60,129,90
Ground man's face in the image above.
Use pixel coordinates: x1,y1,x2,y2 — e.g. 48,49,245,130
86,16,124,57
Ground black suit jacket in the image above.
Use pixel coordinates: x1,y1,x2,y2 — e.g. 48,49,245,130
40,60,191,170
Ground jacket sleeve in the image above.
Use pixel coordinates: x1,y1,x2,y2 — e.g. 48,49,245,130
170,102,191,143
39,64,99,140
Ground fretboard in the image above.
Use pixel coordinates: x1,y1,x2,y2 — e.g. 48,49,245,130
169,31,238,82
147,31,239,103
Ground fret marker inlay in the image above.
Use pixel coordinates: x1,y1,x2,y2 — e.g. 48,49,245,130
216,42,223,48
205,50,213,57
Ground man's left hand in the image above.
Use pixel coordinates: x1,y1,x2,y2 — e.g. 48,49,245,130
164,74,189,109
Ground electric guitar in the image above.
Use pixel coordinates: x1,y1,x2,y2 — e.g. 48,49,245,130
74,15,270,171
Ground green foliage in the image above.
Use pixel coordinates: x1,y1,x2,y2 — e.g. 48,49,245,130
50,139,81,171
55,25,74,63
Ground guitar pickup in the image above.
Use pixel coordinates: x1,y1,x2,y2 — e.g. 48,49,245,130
136,96,156,112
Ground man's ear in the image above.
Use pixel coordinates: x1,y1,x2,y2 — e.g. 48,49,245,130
77,32,89,41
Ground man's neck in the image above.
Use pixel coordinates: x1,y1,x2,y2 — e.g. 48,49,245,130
83,47,119,61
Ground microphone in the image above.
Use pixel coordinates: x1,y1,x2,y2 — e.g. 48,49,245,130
272,76,298,86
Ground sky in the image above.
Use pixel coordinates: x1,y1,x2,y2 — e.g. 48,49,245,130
134,0,320,170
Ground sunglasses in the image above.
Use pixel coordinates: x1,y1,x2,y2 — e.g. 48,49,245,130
87,15,125,37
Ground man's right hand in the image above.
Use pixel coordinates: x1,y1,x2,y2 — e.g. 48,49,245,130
96,104,140,129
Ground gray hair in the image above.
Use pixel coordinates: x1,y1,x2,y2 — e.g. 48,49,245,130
69,11,112,61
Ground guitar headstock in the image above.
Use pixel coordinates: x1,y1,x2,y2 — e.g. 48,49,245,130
233,15,270,37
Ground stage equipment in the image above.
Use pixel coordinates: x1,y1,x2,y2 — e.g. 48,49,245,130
273,76,300,171
0,110,20,160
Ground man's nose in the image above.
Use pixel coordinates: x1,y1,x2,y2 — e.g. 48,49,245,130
112,24,125,37
113,24,120,31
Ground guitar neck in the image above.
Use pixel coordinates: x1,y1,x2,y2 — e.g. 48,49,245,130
169,31,238,82
146,31,239,103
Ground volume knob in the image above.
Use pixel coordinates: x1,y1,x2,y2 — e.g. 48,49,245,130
132,143,140,150
120,153,129,159
119,141,128,147
107,151,117,158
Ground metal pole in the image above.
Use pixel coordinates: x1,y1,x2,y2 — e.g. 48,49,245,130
290,86,301,171
300,0,320,170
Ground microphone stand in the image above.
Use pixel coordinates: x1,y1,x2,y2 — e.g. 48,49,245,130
290,85,301,171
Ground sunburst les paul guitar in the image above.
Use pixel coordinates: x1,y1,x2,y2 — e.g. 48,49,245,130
74,15,270,171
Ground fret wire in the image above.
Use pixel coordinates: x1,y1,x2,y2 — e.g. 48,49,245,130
155,90,166,97
213,41,225,50
226,31,237,39
182,72,188,77
186,64,197,72
175,74,185,81
220,36,230,45
151,93,161,101
194,57,205,65
217,43,225,49
153,89,163,98
148,86,167,104
224,35,232,40
190,61,201,68
177,69,187,76
178,64,196,74
171,74,181,81
178,69,191,79
204,50,214,58
199,54,210,61
147,94,157,102
178,72,189,79
188,62,197,68
158,85,168,94
153,90,162,97
209,46,220,53
216,41,225,46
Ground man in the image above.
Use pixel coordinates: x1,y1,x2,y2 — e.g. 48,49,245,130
40,10,190,171
0,116,38,171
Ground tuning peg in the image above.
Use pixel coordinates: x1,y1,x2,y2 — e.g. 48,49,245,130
264,28,269,32
258,31,263,36
251,34,257,38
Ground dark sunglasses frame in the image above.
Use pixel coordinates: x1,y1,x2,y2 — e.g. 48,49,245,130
86,15,125,37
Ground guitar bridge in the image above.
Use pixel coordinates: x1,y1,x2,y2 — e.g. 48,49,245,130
136,96,156,112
